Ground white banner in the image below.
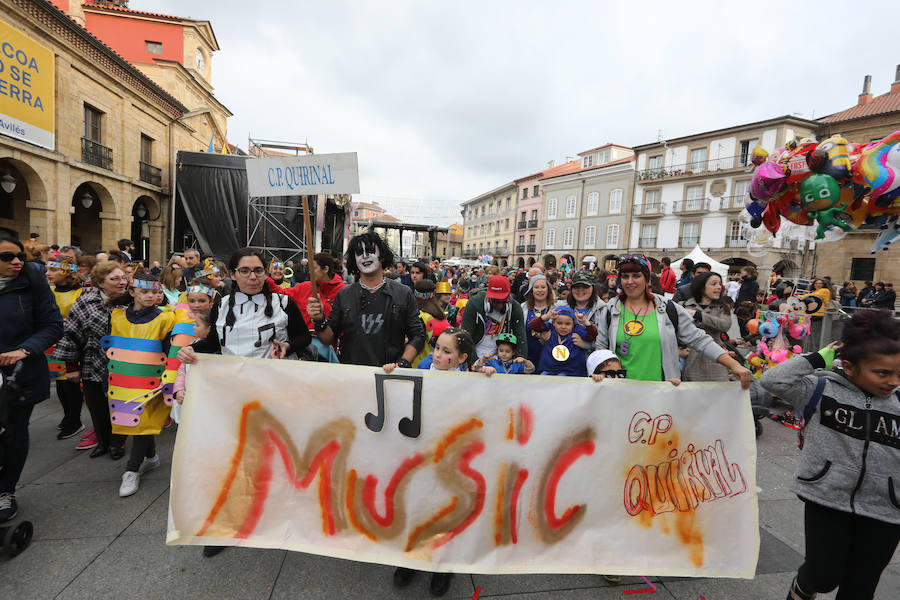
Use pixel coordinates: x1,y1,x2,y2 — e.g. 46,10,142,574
167,356,759,578
245,152,360,197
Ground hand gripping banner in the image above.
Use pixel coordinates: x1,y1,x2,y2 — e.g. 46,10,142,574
167,355,759,578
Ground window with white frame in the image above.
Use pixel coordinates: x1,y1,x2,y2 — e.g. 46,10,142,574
685,184,704,210
606,224,620,248
586,192,599,216
565,194,577,218
739,139,759,167
545,228,556,249
597,149,610,164
583,155,593,168
648,155,662,171
681,222,700,246
690,148,707,173
639,223,657,247
584,226,596,249
732,180,750,208
609,189,622,214
518,235,524,245
528,233,535,245
547,197,558,219
563,227,574,249
644,189,660,209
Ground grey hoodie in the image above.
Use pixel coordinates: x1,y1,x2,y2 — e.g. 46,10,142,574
760,353,900,525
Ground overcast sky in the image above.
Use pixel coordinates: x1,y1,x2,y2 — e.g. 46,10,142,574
134,1,900,224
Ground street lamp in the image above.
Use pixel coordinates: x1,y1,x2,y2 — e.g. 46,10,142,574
79,189,94,209
135,204,147,219
0,173,15,194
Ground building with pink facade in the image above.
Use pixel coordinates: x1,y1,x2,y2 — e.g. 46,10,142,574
511,160,580,268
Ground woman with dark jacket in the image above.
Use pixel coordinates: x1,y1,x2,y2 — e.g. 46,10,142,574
54,262,129,459
736,267,759,337
0,235,63,522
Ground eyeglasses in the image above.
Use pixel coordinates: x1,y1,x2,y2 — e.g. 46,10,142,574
0,251,26,262
594,368,627,378
236,267,266,276
106,276,127,282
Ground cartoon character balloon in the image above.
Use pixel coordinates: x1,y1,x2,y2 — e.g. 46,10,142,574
857,130,900,207
799,174,853,239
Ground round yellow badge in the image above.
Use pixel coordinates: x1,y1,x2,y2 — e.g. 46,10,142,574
623,319,645,336
551,344,570,362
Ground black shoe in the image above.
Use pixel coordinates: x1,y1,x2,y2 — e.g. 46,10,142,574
429,572,453,597
57,423,85,440
0,493,18,522
89,444,108,458
786,576,816,600
202,545,226,558
109,446,125,461
57,419,64,430
393,567,415,588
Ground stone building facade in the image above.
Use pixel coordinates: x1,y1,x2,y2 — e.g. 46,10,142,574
0,0,229,263
461,181,517,265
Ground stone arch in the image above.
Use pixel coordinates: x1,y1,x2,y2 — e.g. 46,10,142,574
71,181,114,252
0,157,48,239
516,257,525,268
527,257,536,267
69,176,118,216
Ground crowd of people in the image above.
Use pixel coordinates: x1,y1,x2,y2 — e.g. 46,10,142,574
0,229,897,599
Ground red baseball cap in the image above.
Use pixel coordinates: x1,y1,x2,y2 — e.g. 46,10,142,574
486,275,510,300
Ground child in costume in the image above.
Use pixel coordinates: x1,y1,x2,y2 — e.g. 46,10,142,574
760,310,900,600
529,305,595,376
102,273,181,498
171,309,211,424
45,257,86,440
473,333,535,374
268,258,290,289
587,349,626,382
412,279,452,367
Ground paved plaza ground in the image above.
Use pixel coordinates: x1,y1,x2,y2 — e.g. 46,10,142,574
1,394,897,600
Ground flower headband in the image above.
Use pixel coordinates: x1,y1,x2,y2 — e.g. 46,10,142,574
415,290,435,299
46,259,78,273
195,258,221,279
187,284,214,297
131,278,162,291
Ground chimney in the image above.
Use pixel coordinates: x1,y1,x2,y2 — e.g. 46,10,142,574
547,160,556,168
858,74,873,106
565,156,575,163
892,65,900,95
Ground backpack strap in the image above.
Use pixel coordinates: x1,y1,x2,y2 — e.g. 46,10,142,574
802,377,827,424
664,299,679,330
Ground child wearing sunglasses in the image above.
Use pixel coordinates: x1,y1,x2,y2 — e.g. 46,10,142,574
587,349,626,382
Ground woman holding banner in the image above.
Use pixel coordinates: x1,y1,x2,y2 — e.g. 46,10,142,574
177,247,310,557
593,255,751,389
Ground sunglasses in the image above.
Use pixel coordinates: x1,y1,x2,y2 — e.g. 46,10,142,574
616,254,649,270
593,368,627,378
0,251,27,262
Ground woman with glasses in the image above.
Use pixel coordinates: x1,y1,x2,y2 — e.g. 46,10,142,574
594,255,751,389
176,248,311,558
55,262,129,458
0,235,64,522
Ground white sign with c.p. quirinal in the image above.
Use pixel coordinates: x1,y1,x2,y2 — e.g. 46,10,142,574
246,152,359,197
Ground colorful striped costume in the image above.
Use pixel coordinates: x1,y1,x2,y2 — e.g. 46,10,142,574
102,308,191,435
45,286,82,380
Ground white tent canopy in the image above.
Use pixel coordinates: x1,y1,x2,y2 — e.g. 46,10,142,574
670,245,730,279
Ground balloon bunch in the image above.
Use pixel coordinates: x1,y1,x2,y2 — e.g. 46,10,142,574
477,254,494,264
743,129,900,252
745,305,811,378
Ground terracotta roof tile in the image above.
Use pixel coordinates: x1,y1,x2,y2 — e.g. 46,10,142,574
540,156,635,181
514,160,581,183
821,90,900,124
82,2,189,22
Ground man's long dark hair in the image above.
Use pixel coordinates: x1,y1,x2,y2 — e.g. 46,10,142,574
345,232,394,279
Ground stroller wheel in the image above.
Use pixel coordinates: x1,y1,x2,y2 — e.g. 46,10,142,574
2,520,33,558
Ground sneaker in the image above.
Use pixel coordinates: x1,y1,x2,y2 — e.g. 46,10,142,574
164,417,173,429
57,419,64,430
429,572,453,597
75,429,98,450
0,492,18,522
119,471,140,497
202,545,226,558
80,428,94,441
138,455,160,475
393,567,415,588
57,423,85,440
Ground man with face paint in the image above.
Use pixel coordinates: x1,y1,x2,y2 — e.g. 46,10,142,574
308,232,425,367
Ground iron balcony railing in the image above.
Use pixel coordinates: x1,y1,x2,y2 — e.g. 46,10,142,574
680,236,700,247
637,154,753,180
638,237,657,248
673,198,710,214
515,245,525,253
517,221,527,229
81,137,112,170
633,202,666,217
720,195,746,211
527,244,536,253
139,161,162,186
727,236,746,248
528,219,538,228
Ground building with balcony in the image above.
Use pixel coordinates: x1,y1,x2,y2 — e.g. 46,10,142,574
813,68,900,285
0,0,230,262
629,115,819,277
539,144,634,270
436,223,463,259
461,181,517,265
511,159,580,268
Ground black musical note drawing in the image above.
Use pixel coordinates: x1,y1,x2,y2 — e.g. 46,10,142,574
254,323,276,348
368,373,423,439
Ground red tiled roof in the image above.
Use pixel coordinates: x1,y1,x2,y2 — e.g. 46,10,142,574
540,156,635,181
515,160,581,183
82,2,190,22
821,89,900,123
